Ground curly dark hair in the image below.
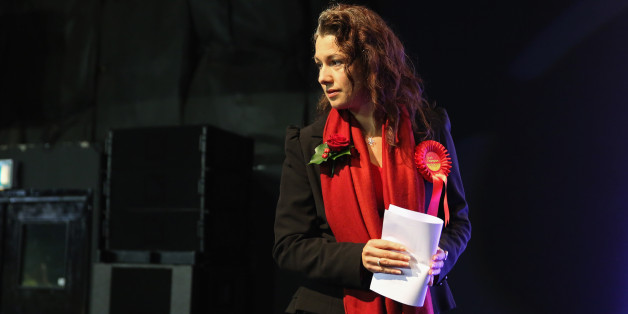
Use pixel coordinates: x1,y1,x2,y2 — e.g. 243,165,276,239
315,4,437,144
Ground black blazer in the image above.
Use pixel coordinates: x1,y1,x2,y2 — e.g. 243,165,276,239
273,109,471,314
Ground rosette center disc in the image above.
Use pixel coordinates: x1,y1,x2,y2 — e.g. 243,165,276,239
426,152,441,172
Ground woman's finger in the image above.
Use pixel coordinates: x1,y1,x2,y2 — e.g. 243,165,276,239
362,242,411,274
368,257,404,275
429,260,444,275
432,247,447,261
430,260,444,269
364,246,410,263
363,241,410,262
367,239,407,251
374,257,410,269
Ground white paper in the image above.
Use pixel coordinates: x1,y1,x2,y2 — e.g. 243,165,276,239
369,204,443,306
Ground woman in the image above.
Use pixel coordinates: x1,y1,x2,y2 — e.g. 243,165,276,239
273,4,471,314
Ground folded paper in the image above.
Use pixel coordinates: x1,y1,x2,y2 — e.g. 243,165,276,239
370,204,443,306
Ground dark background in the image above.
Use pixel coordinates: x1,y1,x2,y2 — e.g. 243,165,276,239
1,0,627,313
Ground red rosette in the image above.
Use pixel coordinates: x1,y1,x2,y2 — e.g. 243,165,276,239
415,140,452,181
415,140,452,225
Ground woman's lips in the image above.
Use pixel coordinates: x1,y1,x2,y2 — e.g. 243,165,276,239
327,89,340,98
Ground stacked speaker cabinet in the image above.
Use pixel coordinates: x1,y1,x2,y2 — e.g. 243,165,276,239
95,125,253,313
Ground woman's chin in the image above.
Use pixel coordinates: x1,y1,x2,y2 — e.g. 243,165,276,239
329,102,348,110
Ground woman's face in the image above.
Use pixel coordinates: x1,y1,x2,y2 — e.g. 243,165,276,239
314,35,369,113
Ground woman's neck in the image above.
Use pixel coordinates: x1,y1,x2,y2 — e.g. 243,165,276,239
350,101,384,167
350,103,381,136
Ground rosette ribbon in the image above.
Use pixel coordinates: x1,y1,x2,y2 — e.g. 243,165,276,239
415,140,452,226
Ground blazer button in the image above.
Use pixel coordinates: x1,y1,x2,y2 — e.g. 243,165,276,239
437,275,448,286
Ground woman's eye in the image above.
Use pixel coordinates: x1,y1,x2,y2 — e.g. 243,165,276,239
331,60,343,66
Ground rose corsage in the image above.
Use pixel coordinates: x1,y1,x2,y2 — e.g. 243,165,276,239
309,134,353,176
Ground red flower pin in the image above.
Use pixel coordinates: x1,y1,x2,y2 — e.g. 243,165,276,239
309,134,352,176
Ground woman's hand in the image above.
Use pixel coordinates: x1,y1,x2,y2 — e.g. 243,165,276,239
362,239,410,275
428,247,448,286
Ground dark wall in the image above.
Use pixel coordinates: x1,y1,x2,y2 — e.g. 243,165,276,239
1,1,627,313
385,1,628,313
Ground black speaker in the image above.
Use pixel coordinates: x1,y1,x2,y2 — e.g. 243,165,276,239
0,195,6,308
90,263,191,314
0,190,92,314
102,125,253,261
90,261,248,314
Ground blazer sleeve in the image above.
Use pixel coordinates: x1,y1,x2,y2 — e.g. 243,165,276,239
272,126,366,289
435,109,472,283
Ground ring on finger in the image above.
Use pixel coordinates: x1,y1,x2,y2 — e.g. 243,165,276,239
377,258,382,267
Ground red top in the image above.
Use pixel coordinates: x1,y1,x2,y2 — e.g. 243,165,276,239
370,161,385,217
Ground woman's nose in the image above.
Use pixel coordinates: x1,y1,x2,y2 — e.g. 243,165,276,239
318,66,332,85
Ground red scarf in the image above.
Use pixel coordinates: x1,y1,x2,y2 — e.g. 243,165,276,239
320,108,434,314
